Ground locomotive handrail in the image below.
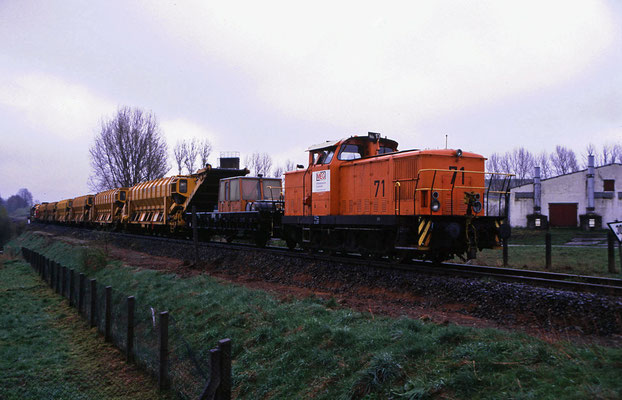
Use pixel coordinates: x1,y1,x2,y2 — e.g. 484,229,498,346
406,168,514,216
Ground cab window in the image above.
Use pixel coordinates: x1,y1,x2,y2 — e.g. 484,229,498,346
378,146,395,154
230,179,240,201
241,179,260,201
338,144,363,160
262,179,282,200
119,191,126,201
219,181,226,202
313,147,336,165
224,181,230,201
179,179,188,193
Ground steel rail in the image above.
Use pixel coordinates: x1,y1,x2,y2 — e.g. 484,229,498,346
30,223,622,296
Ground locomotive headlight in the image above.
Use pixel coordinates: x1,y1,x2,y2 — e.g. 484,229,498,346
472,201,482,213
431,191,439,199
431,199,441,212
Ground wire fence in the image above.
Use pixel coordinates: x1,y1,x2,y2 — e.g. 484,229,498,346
21,247,232,400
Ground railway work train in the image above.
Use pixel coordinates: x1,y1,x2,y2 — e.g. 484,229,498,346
31,133,513,261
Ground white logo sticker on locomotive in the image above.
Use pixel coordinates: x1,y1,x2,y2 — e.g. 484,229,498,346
312,170,330,192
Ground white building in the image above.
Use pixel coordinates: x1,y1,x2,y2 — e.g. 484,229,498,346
509,162,622,229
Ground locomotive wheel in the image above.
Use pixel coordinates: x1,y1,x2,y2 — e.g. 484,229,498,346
254,230,269,248
285,237,297,250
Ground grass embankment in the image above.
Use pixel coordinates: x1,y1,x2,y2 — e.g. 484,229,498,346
6,231,622,399
0,255,170,400
461,228,622,277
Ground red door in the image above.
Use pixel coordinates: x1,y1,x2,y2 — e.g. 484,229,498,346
549,203,577,227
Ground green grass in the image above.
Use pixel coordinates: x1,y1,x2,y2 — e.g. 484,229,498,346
456,228,622,277
507,228,591,246
5,232,622,399
0,256,170,400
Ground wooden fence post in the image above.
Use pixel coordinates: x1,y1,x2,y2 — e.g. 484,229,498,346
90,279,97,328
199,348,222,400
159,311,169,391
69,269,76,306
41,254,45,278
43,257,47,284
56,263,61,294
193,205,199,265
50,263,58,293
62,267,67,298
217,339,232,400
545,232,552,270
78,273,85,314
608,231,617,273
105,286,112,342
127,296,135,363
49,265,57,291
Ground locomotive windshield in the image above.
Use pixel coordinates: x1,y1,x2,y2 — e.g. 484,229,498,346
338,144,363,160
262,179,282,200
312,147,336,165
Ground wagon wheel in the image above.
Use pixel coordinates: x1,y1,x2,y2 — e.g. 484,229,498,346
254,230,269,248
285,237,297,250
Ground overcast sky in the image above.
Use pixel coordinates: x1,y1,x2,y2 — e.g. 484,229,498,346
1,0,621,202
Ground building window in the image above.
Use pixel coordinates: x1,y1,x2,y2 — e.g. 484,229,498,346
604,179,615,192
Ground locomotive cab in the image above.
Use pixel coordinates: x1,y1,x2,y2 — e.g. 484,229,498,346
218,176,283,213
171,178,189,204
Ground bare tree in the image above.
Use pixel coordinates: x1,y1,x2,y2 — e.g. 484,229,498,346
611,144,622,164
173,141,185,175
6,195,27,213
273,165,284,178
199,138,212,169
17,188,33,207
549,145,579,176
601,144,612,165
583,143,598,168
245,152,273,176
535,151,552,179
89,106,169,190
182,138,200,174
509,148,534,181
486,153,502,173
285,159,296,172
499,152,513,176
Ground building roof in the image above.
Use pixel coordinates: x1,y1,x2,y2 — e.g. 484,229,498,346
511,163,622,190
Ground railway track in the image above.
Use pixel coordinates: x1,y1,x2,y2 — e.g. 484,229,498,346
32,224,622,297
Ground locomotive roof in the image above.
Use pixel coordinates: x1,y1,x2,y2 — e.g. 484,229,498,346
219,175,281,181
306,136,398,152
306,139,342,152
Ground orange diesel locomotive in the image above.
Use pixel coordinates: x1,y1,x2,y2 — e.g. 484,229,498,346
282,133,511,261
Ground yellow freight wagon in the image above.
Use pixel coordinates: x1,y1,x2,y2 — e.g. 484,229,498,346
93,188,128,226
